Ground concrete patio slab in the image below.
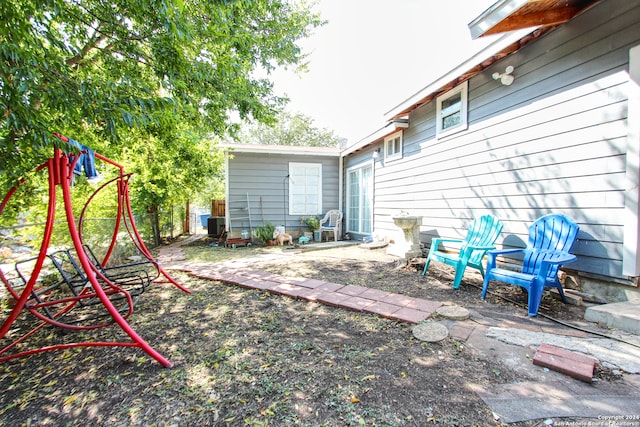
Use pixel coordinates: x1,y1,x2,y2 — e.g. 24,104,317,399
477,380,640,424
585,301,640,335
485,326,640,374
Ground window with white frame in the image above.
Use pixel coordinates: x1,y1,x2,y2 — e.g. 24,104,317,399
436,80,468,138
289,162,322,215
384,131,403,161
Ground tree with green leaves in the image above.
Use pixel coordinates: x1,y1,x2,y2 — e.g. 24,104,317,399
235,111,341,147
1,0,322,244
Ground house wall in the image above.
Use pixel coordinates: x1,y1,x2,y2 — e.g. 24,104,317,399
365,0,640,288
226,151,340,235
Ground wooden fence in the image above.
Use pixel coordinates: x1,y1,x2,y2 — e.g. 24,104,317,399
211,199,225,217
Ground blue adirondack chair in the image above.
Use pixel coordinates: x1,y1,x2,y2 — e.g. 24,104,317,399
422,214,504,289
481,213,579,316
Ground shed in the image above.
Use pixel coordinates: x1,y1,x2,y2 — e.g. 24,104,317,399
221,143,342,239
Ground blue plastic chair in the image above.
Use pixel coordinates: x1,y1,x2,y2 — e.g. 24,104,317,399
422,214,504,289
481,213,579,316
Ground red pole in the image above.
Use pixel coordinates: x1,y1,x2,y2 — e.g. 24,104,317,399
0,159,57,338
56,150,173,367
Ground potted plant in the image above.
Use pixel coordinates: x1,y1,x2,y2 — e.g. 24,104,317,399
255,222,276,246
302,216,321,241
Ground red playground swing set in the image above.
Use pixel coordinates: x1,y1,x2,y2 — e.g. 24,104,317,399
0,134,190,367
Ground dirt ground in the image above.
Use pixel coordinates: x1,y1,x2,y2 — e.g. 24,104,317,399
0,238,622,426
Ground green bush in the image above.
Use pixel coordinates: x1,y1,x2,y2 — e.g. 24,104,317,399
254,222,276,244
301,216,320,231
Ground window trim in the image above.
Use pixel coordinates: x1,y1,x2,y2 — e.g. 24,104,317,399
436,80,468,138
288,162,322,216
384,131,403,161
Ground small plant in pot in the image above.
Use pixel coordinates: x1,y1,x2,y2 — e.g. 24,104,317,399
255,222,276,246
301,216,320,231
301,216,321,241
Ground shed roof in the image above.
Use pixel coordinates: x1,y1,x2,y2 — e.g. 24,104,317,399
219,143,341,157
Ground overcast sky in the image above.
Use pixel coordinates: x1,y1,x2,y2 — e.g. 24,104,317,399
269,0,498,145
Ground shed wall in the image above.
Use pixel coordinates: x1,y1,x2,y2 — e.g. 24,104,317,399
227,151,340,233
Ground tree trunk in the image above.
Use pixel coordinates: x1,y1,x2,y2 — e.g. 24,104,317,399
184,200,190,234
149,205,161,247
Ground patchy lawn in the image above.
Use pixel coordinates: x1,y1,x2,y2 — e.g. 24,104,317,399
0,237,612,426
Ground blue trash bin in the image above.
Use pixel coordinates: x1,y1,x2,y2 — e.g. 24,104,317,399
200,214,210,228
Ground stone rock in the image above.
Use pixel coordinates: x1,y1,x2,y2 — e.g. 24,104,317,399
412,321,449,342
436,305,470,321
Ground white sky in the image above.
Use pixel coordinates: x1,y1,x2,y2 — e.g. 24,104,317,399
270,0,498,145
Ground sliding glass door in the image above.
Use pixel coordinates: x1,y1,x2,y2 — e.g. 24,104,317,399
347,164,373,234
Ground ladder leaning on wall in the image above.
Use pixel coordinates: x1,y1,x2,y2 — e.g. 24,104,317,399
228,192,252,234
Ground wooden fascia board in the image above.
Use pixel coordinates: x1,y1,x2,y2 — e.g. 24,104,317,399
481,7,579,36
469,0,529,39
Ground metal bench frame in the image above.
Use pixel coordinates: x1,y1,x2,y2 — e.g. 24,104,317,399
0,136,189,367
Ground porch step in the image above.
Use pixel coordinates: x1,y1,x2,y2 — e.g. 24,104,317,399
584,301,640,335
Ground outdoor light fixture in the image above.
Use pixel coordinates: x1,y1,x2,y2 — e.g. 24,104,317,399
492,65,515,86
391,118,409,129
372,148,381,160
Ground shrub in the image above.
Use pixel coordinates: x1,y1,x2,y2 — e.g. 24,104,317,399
301,216,320,231
254,222,276,244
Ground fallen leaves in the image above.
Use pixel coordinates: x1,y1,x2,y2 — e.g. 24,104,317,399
0,247,535,426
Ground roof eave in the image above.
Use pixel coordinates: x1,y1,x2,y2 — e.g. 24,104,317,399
342,122,406,156
383,28,536,121
219,143,341,157
468,0,530,39
469,0,600,40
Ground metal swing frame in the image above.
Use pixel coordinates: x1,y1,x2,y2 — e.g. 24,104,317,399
0,135,190,367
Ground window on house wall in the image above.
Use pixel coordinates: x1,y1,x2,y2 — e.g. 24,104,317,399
289,162,322,215
347,164,373,234
436,80,468,138
384,131,403,161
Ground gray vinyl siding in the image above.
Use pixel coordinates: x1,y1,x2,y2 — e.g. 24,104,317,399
227,151,340,233
370,0,639,282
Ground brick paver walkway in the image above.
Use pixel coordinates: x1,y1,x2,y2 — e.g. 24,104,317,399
157,241,443,324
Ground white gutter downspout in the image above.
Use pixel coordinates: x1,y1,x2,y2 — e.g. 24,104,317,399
224,150,230,232
623,44,640,278
338,155,344,214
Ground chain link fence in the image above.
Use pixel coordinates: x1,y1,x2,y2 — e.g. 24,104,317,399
1,205,187,265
